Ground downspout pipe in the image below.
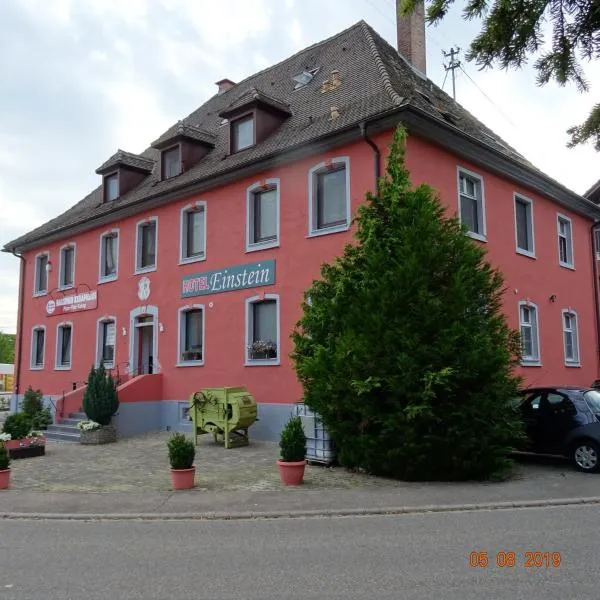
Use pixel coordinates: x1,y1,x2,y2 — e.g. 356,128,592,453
360,121,381,190
591,221,600,381
11,249,25,405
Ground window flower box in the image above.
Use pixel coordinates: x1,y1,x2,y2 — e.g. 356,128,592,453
249,340,277,360
181,350,203,362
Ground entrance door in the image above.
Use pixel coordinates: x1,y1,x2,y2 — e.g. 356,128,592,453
135,316,154,375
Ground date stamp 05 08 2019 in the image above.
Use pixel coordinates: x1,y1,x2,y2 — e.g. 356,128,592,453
469,551,562,569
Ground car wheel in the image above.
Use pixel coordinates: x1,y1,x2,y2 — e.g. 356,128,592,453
571,440,600,473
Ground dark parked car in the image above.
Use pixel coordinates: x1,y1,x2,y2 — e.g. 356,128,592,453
517,386,600,473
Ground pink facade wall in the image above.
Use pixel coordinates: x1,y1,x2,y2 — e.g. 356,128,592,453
15,129,599,407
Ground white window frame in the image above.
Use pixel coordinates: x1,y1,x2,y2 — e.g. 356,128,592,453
562,309,581,367
308,157,351,237
518,301,541,366
58,243,76,290
135,216,158,274
244,294,280,366
96,316,117,369
55,321,73,370
98,228,120,283
30,325,46,370
177,304,205,367
557,213,575,269
246,178,280,252
179,201,207,265
457,168,487,242
33,251,49,297
513,193,536,258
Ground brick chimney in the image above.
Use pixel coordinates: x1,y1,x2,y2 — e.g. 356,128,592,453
396,0,426,74
216,79,236,95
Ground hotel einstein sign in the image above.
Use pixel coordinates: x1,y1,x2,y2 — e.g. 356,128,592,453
181,260,276,298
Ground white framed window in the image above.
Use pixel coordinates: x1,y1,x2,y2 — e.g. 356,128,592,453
232,116,254,152
104,172,119,202
594,229,600,260
180,202,207,264
99,229,119,282
33,252,49,296
514,194,535,257
135,217,158,273
557,214,574,268
30,326,46,370
96,317,116,368
245,294,280,366
562,309,580,366
177,305,205,366
308,157,351,236
246,179,280,251
457,168,486,241
162,146,181,180
518,301,540,365
58,244,75,289
55,322,73,370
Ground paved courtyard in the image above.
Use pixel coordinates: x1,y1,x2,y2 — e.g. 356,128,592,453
5,431,599,497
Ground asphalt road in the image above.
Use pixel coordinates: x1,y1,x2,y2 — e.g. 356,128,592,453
0,505,596,600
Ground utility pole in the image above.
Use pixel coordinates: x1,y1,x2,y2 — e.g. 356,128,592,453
443,47,461,100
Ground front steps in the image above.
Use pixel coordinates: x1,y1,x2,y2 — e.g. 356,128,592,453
45,411,86,443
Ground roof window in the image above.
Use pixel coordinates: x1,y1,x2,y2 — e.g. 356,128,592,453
293,67,320,90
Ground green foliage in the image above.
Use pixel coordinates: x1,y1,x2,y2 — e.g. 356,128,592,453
0,331,15,364
82,365,119,426
0,443,10,470
291,126,523,481
32,407,53,430
279,416,307,462
400,0,600,150
2,413,32,440
22,386,44,418
167,433,195,470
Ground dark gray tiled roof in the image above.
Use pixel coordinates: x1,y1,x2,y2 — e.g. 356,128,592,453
3,20,588,251
95,149,155,175
151,122,216,149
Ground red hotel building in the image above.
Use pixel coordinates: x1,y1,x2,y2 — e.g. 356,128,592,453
4,19,600,440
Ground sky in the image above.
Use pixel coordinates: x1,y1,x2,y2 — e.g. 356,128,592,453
1,0,599,334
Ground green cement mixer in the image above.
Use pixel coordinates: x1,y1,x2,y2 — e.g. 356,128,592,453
189,387,257,448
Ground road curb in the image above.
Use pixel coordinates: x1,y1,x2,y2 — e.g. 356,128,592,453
2,496,600,522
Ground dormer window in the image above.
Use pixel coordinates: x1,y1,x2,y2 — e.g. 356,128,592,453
233,117,254,152
104,173,119,202
162,146,181,180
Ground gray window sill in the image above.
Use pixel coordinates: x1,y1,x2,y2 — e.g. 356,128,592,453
54,365,72,371
134,266,157,275
520,360,542,367
98,275,118,285
179,254,206,266
466,231,487,243
246,240,279,253
565,362,581,368
516,248,536,259
30,365,44,371
33,291,48,298
176,361,205,367
559,262,575,270
245,359,281,367
307,223,350,238
58,284,75,291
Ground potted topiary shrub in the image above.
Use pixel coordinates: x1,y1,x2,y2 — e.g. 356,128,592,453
81,365,119,444
167,433,196,490
0,443,11,489
277,416,307,485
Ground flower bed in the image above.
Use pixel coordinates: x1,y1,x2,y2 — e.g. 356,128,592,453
2,435,46,459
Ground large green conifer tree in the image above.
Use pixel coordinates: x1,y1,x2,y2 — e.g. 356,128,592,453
292,126,523,481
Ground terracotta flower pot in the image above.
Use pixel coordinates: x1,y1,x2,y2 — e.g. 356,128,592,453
170,466,196,490
277,460,306,486
0,468,11,490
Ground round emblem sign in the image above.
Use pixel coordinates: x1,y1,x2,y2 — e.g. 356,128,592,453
46,299,56,315
137,277,151,301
